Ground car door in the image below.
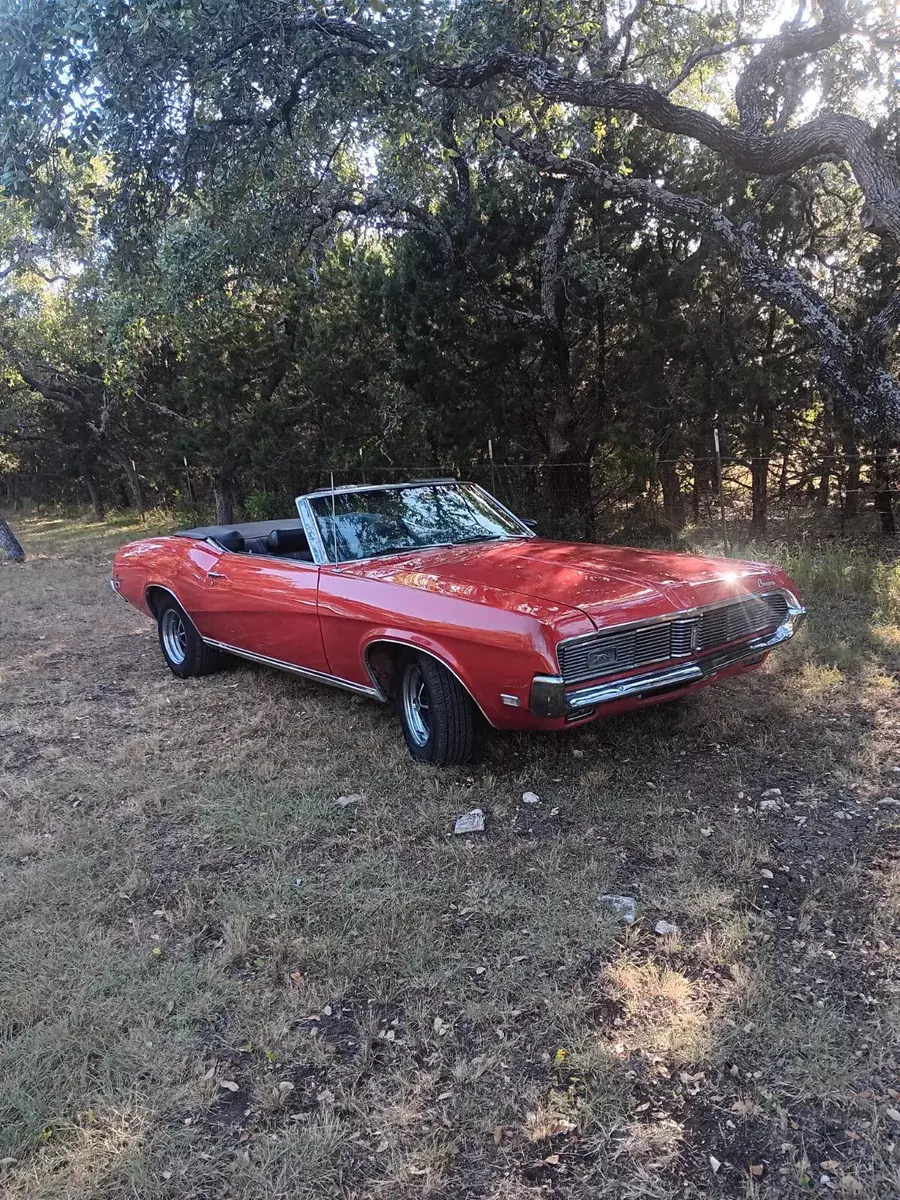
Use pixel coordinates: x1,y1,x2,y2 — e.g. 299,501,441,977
198,551,330,674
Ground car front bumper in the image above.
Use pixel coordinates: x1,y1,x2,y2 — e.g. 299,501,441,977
530,592,807,720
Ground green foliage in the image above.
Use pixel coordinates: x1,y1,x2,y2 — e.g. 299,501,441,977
0,1,896,526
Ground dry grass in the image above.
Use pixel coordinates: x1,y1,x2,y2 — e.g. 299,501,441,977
1,510,900,1198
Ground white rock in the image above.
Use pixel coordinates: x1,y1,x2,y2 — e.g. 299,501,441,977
654,920,679,936
760,869,774,880
600,894,637,925
335,793,363,807
522,791,541,805
454,808,485,835
759,798,781,812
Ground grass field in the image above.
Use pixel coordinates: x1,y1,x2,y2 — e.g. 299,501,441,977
2,512,900,1199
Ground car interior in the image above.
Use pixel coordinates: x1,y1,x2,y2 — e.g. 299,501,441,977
177,520,315,562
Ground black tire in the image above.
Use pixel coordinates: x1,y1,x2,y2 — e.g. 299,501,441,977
156,595,221,678
396,652,476,766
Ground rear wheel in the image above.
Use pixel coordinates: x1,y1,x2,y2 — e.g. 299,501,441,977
156,596,221,678
397,653,476,766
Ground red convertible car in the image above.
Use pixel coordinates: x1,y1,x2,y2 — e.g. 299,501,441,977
111,479,806,765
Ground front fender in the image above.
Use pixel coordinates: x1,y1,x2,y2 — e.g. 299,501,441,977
361,625,553,728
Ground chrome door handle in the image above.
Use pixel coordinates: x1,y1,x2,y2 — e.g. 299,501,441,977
207,571,227,579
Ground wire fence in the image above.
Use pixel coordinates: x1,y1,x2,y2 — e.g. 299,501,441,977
3,450,899,543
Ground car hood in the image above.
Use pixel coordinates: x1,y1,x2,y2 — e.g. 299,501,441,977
335,538,780,628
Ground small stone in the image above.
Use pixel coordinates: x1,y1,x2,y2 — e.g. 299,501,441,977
600,894,637,925
654,920,679,936
710,1155,722,1174
335,793,363,807
522,791,541,805
454,808,485,835
761,788,783,797
760,869,774,880
759,798,781,812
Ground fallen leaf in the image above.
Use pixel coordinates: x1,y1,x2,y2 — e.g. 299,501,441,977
749,1163,764,1177
820,1159,839,1170
544,1154,560,1165
220,1080,240,1092
277,1081,295,1094
886,1107,900,1123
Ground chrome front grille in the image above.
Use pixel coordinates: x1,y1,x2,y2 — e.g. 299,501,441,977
558,592,790,685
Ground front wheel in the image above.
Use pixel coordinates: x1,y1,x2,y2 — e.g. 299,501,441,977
157,596,221,678
397,653,476,766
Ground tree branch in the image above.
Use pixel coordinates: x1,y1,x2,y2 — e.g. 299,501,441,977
494,130,900,433
540,179,577,325
296,14,900,245
861,292,900,360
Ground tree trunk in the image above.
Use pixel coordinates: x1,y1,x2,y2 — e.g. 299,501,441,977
842,440,860,520
750,458,769,536
749,410,774,537
84,471,105,521
120,459,144,514
214,476,235,525
873,451,896,535
0,513,25,562
548,456,593,536
816,440,834,507
659,455,685,529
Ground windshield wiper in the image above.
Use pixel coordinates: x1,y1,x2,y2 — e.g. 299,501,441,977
358,534,521,560
451,533,523,544
363,543,426,558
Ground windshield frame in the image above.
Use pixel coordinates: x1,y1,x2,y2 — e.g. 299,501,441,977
294,480,535,565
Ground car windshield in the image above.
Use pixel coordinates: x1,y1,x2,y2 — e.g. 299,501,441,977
307,482,528,563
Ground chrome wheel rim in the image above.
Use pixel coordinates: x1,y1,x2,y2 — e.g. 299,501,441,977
402,663,430,747
161,608,187,665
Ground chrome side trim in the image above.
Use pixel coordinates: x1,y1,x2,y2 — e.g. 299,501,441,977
203,639,386,700
565,595,806,712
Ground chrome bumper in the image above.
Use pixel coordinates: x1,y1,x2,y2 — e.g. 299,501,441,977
531,592,807,719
